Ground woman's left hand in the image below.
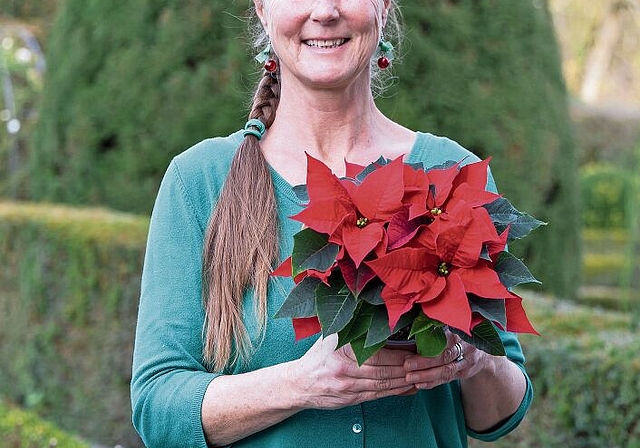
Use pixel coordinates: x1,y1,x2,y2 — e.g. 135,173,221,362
403,332,490,390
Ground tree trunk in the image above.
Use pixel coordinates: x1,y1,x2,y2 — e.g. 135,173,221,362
580,2,622,103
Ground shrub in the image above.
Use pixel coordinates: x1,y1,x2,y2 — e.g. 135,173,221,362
471,295,640,448
523,334,640,447
580,163,631,228
1,203,638,448
28,1,251,214
0,400,89,448
29,0,580,298
0,201,147,447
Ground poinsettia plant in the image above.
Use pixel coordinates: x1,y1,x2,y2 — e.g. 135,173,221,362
273,153,543,365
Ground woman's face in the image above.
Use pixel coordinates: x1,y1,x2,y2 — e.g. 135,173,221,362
255,0,390,91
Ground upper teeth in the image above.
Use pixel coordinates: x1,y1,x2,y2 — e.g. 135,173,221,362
305,39,346,48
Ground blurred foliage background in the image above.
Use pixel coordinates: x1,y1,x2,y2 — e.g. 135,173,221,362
0,0,638,447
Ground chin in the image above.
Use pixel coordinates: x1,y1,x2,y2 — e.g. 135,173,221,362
293,66,369,90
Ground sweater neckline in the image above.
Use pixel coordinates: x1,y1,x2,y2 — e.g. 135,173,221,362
270,131,432,205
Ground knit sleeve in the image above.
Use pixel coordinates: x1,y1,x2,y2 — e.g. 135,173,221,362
467,330,534,441
469,162,535,441
130,160,218,448
467,145,535,440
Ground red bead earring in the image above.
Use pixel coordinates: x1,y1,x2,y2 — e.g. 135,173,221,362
256,42,278,74
377,56,390,70
375,38,394,70
264,59,278,73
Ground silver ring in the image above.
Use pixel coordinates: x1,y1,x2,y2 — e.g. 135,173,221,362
454,342,464,363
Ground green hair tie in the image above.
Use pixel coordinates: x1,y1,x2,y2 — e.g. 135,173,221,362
243,119,266,140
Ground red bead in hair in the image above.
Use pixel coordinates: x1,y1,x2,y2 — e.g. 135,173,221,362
264,59,278,73
377,56,390,70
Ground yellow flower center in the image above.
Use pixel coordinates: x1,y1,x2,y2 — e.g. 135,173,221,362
356,217,369,228
431,207,443,216
438,262,450,276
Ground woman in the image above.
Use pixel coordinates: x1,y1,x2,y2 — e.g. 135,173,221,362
131,1,533,447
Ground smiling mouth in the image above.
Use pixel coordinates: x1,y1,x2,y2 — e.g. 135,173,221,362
303,38,349,49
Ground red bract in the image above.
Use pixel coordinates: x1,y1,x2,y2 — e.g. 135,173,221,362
274,155,540,362
292,316,322,340
366,199,513,334
272,256,332,285
291,154,406,268
505,293,540,335
405,158,500,221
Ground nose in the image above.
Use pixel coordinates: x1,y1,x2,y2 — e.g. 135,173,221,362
310,0,340,24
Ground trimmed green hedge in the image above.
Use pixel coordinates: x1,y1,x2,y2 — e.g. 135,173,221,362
580,163,632,229
0,201,147,447
581,229,639,308
471,295,640,448
1,202,638,448
0,400,89,448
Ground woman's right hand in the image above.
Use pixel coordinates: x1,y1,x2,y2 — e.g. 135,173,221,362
294,334,416,410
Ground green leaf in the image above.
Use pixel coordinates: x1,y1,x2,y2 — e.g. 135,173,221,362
469,295,507,329
292,184,309,202
414,325,447,357
363,305,420,348
350,334,385,366
495,251,541,288
337,302,376,349
354,156,391,183
316,280,358,336
409,313,442,337
359,282,384,305
429,160,458,170
393,309,420,334
452,321,506,356
292,228,339,277
274,277,320,319
364,305,392,347
484,197,546,242
479,245,492,262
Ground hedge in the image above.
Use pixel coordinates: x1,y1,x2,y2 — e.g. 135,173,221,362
471,296,640,448
0,201,147,447
2,202,638,448
0,400,89,448
581,228,630,288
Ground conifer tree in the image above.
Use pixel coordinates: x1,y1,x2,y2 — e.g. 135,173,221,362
30,0,251,212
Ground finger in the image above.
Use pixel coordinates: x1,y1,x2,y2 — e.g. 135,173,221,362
347,364,408,381
408,361,463,390
358,375,414,392
404,334,462,371
365,347,415,366
365,384,417,402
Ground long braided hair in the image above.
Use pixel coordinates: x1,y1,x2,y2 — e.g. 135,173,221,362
202,68,280,372
202,2,402,372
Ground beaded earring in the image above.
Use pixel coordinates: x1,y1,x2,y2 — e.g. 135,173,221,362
375,37,394,69
255,42,278,73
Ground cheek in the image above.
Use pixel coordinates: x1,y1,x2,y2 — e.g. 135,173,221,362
264,7,305,42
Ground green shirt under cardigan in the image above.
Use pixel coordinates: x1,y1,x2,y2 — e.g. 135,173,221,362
131,131,533,448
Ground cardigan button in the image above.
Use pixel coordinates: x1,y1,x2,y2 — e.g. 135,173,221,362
352,423,363,434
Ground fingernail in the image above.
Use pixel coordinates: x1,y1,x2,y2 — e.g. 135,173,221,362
406,362,416,371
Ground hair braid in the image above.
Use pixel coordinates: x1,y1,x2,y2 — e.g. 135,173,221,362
202,69,281,371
